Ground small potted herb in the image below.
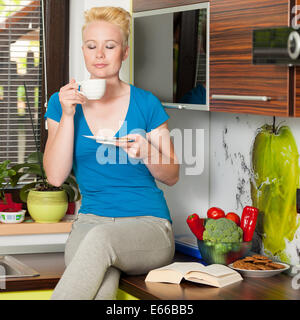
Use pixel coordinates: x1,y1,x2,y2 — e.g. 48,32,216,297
0,160,26,223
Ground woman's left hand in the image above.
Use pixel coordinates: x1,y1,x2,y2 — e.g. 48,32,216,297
115,134,150,160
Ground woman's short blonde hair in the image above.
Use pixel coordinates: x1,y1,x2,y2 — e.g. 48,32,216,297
82,7,131,47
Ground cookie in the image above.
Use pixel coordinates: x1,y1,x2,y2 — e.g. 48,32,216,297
232,261,247,268
233,261,260,270
267,262,285,270
252,254,270,260
242,256,256,262
253,259,271,265
256,264,274,270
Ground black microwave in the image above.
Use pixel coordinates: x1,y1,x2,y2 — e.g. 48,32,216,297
252,27,300,65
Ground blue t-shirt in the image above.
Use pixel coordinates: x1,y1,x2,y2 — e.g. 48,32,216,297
44,84,172,222
179,83,206,105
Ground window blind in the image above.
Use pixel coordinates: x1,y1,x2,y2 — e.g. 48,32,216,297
0,0,43,172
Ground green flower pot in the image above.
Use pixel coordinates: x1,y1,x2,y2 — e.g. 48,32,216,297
27,190,68,223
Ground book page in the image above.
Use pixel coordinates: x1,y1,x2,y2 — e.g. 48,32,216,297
186,272,242,288
186,264,236,277
153,262,206,275
145,262,206,284
145,269,183,284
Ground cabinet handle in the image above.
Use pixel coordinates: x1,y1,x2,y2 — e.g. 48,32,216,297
211,94,271,102
164,105,186,110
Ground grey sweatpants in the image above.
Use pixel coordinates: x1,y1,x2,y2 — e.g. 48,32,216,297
51,213,175,300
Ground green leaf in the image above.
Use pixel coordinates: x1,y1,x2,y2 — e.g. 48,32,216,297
65,175,77,187
0,160,10,167
75,191,81,201
27,151,44,164
20,182,38,202
10,172,26,187
61,184,75,202
14,163,43,176
24,165,44,177
10,163,31,172
8,169,16,177
64,175,81,201
0,160,15,191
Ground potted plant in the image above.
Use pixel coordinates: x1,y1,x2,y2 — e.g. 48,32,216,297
13,83,81,223
0,160,26,223
10,151,81,223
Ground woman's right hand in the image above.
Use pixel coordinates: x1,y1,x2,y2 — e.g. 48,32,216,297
59,78,87,117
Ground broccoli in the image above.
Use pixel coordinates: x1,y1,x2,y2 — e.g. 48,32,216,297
203,218,243,243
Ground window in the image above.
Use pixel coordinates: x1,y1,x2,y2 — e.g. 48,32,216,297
0,0,43,168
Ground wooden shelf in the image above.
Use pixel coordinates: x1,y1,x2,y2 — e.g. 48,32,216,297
0,218,73,236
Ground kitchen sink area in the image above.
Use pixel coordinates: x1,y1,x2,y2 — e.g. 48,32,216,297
0,252,65,294
0,255,40,279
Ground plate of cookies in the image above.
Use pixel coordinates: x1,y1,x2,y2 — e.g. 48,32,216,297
228,254,290,277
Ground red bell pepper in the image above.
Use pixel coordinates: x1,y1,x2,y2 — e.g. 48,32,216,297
186,213,205,240
240,206,259,242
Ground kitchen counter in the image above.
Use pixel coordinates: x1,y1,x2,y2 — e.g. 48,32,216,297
0,218,73,236
1,251,300,300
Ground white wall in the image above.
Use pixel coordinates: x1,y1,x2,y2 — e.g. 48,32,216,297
157,109,209,248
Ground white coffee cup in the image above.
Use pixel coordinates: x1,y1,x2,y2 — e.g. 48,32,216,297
78,79,106,100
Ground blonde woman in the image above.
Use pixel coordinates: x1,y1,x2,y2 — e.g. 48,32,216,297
44,7,179,300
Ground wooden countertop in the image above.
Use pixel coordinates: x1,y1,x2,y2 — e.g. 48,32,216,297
0,218,73,236
1,251,299,300
120,252,300,300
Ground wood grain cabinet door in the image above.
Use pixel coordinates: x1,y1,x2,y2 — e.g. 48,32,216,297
210,0,291,116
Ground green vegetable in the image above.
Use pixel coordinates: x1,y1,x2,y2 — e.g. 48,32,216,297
251,124,300,262
203,218,243,243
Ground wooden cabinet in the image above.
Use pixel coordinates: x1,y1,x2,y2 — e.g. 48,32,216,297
133,0,297,117
132,0,207,12
209,0,292,116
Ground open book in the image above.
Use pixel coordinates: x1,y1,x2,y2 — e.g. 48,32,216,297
145,262,243,288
